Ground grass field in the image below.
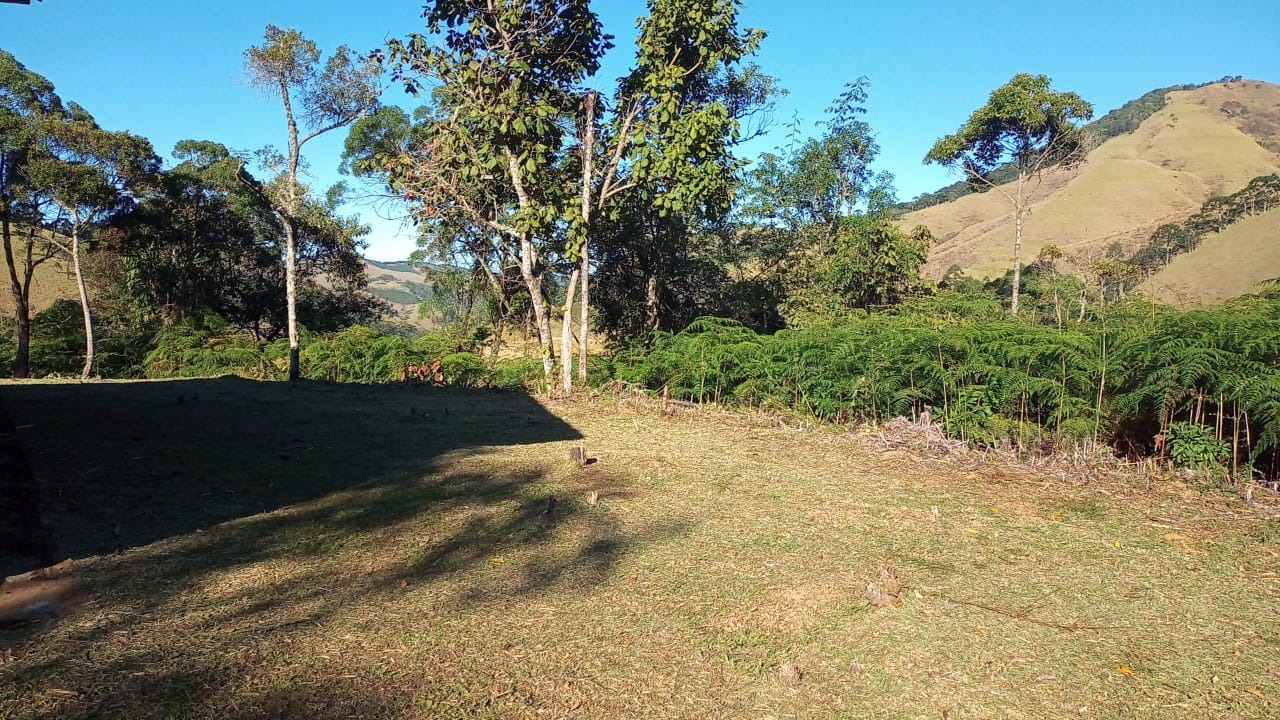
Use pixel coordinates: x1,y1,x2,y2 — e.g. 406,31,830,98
1,379,1279,719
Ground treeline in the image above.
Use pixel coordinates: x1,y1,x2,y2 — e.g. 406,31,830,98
1,48,382,380
613,290,1280,479
1124,173,1280,283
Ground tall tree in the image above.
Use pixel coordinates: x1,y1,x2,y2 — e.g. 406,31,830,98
20,106,158,377
562,0,768,392
0,49,65,378
377,0,611,383
734,80,927,325
925,73,1092,315
245,25,380,381
117,140,380,339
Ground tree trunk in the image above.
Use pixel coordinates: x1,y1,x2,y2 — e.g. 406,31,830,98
579,251,589,384
284,218,300,382
560,266,579,395
70,226,95,379
646,274,661,332
518,232,555,381
578,92,597,387
1011,184,1025,316
1,207,31,378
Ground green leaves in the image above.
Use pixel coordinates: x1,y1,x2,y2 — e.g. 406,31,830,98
925,73,1093,176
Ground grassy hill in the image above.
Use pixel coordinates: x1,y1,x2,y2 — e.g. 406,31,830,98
906,79,1280,297
0,231,76,317
362,259,433,306
361,258,440,332
1139,206,1280,307
1,379,1277,718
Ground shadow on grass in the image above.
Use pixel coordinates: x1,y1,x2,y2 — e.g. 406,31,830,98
1,378,686,719
3,377,580,561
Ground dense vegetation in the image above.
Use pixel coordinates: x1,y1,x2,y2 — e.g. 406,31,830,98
613,290,1280,480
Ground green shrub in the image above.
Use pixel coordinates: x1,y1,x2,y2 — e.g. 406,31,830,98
1167,422,1230,471
439,352,487,388
489,357,545,390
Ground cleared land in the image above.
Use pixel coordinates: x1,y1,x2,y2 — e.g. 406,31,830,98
1,379,1278,719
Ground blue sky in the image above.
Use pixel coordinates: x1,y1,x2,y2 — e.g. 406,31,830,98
3,0,1277,260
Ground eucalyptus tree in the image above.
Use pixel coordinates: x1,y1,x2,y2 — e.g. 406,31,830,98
925,74,1092,315
20,106,158,377
245,25,380,381
0,49,64,377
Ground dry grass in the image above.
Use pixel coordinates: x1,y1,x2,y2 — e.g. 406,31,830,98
909,81,1280,290
1140,207,1280,308
0,230,75,317
1,380,1278,719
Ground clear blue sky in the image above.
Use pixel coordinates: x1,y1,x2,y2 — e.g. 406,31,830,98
3,0,1277,260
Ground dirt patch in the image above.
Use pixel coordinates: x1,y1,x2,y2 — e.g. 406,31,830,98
0,577,81,627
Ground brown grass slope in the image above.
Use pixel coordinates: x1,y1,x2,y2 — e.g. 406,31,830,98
909,80,1280,287
0,231,75,317
1139,206,1280,307
1,380,1278,719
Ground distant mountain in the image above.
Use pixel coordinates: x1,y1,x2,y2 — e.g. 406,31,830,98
903,79,1280,305
361,259,437,329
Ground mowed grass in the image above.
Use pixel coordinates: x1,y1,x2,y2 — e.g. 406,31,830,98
1,379,1279,719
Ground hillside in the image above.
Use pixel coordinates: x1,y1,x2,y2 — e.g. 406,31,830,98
1139,206,1280,307
1,248,439,332
0,233,75,317
361,258,434,324
907,79,1280,293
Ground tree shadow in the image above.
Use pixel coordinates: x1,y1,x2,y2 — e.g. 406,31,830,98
2,377,581,563
0,378,689,718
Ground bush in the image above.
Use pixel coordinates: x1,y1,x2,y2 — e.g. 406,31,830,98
439,352,487,388
489,357,545,390
1167,422,1230,471
146,314,279,379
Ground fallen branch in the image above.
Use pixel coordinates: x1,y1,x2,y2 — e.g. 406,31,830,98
945,596,1126,632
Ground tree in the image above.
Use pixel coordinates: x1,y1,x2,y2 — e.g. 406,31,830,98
734,80,925,325
0,49,65,377
119,140,381,339
370,1,768,392
925,74,1093,316
245,25,380,381
20,105,158,377
377,1,611,384
563,0,768,392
